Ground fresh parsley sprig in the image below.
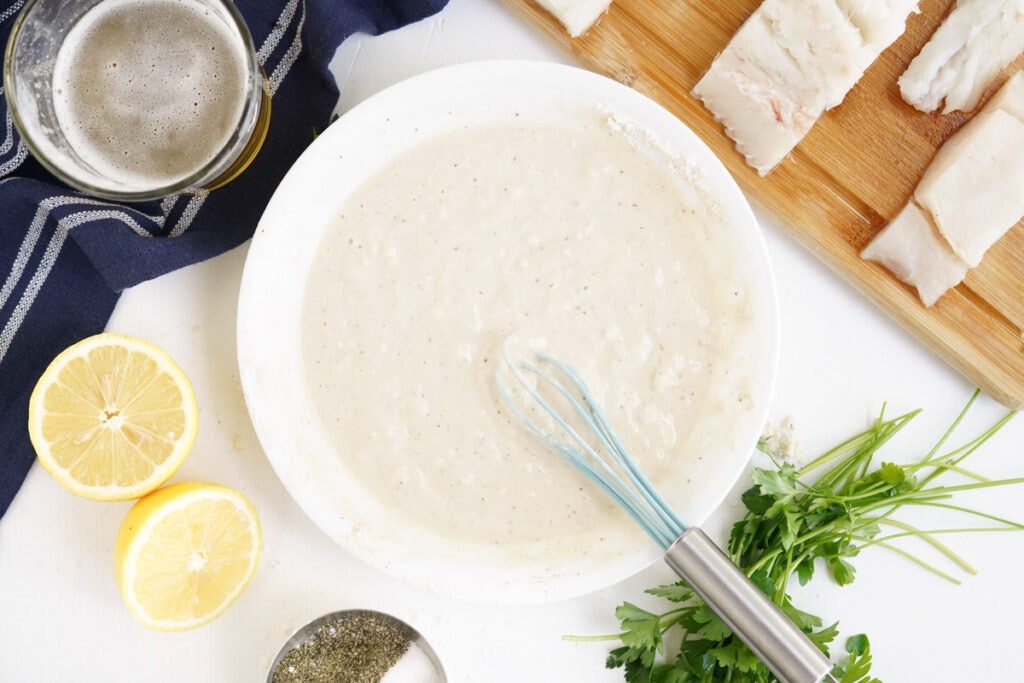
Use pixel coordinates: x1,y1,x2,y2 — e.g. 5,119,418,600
575,391,1021,682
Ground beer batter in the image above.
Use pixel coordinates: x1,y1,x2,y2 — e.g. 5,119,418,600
300,116,762,556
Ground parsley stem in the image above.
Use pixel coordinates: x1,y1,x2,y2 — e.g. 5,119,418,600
922,477,1024,493
874,519,970,567
852,518,975,575
909,500,1024,528
919,407,1015,485
856,478,1024,517
863,525,1024,547
919,389,980,466
798,409,918,482
906,460,989,482
561,633,622,643
864,539,963,584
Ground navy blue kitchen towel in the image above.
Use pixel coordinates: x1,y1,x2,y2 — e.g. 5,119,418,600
0,0,448,520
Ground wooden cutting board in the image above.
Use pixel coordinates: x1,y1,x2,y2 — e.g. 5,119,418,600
502,0,1024,409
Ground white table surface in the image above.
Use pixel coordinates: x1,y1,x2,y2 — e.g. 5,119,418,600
2,1,1022,680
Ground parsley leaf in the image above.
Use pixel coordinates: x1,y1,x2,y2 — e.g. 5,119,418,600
833,635,882,683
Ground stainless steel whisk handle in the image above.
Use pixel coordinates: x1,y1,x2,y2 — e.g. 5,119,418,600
664,528,837,683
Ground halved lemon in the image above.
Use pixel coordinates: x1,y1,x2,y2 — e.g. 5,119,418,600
27,333,198,500
114,482,262,631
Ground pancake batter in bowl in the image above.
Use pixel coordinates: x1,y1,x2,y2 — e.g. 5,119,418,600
300,113,762,571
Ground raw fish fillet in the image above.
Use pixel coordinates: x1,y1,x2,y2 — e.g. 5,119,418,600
695,0,918,175
534,0,612,37
862,72,1024,305
836,0,922,46
974,62,1024,118
899,0,1024,113
861,203,969,307
915,108,1024,266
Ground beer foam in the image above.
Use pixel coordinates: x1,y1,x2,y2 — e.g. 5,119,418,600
51,0,250,190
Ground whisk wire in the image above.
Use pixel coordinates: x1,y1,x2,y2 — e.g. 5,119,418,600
498,346,687,548
538,354,687,541
497,358,659,543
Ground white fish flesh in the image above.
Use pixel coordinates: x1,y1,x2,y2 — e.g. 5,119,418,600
983,64,1024,117
860,202,969,307
534,0,612,37
915,108,1024,266
862,71,1024,305
694,0,919,175
914,72,1024,267
899,0,1024,113
837,0,923,46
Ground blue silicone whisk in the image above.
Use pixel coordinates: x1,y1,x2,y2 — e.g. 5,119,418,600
496,344,838,683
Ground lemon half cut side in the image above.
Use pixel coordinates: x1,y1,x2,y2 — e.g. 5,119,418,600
27,332,198,501
114,482,263,631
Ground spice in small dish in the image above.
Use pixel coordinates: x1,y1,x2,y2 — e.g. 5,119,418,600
269,610,444,683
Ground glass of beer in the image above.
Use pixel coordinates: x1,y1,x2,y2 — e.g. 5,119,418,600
4,0,270,201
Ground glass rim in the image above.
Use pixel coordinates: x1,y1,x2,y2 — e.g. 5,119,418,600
3,0,265,202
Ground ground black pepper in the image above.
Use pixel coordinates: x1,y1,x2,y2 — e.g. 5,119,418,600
272,611,415,683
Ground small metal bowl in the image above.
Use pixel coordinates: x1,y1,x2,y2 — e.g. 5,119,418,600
267,609,446,682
